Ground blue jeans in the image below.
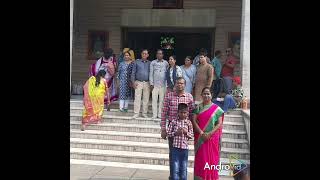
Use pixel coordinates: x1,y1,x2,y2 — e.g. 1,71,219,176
223,76,233,93
212,78,221,98
171,147,188,180
168,137,173,180
213,94,236,112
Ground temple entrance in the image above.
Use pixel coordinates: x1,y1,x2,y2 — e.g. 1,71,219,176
121,28,215,65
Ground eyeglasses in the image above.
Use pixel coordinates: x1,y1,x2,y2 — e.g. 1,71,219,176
226,50,231,53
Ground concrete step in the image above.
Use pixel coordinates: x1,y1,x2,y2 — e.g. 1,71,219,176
70,138,249,156
70,129,247,141
71,108,245,124
220,147,250,159
70,100,153,111
70,100,152,112
70,107,244,117
70,107,153,116
70,129,188,144
70,114,161,125
70,100,243,115
71,121,161,134
70,114,244,125
221,138,249,149
70,132,249,152
70,129,246,145
71,138,176,153
70,159,245,177
70,148,194,167
222,129,247,139
70,148,250,168
223,121,246,131
222,114,244,122
70,159,192,173
70,120,245,134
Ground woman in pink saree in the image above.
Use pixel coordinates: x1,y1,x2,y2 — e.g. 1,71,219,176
192,87,224,180
89,48,118,105
81,70,110,131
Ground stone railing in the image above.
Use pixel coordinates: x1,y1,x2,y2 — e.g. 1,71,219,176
242,109,250,146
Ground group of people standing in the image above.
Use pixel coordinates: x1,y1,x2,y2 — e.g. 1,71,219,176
80,47,247,180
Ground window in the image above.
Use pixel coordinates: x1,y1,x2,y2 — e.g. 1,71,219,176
88,30,109,60
153,0,183,9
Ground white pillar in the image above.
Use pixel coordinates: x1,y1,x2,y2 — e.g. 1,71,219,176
240,0,250,99
70,0,74,94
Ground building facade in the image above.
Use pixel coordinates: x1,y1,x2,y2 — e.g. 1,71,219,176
70,0,249,99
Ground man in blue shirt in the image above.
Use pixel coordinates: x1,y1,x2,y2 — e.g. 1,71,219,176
131,49,151,118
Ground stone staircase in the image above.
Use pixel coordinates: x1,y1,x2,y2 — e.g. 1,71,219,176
70,98,250,177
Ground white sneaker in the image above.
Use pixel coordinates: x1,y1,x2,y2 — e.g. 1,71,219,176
142,114,148,118
217,98,224,102
132,114,139,119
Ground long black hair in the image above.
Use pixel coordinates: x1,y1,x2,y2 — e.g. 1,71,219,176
103,48,114,59
201,87,211,94
95,70,106,87
185,56,193,63
170,55,176,60
169,55,177,68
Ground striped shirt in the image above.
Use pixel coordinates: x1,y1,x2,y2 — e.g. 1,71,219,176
167,117,193,149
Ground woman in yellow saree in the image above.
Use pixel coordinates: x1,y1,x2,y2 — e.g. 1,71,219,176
81,70,110,131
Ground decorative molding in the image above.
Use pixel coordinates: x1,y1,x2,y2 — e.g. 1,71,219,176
121,9,216,27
